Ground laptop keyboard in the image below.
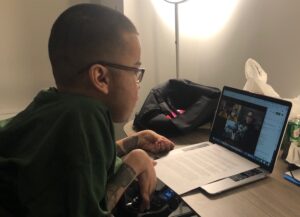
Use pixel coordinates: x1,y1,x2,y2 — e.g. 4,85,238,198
230,168,263,182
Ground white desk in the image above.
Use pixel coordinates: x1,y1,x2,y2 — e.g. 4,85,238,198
124,121,300,217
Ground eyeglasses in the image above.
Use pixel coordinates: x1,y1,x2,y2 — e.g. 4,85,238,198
79,61,145,83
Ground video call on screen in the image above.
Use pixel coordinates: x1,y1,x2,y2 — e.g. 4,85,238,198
212,96,267,155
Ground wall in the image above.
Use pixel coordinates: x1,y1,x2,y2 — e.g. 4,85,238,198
2,0,300,138
0,0,122,112
0,0,126,138
0,0,91,116
124,0,300,116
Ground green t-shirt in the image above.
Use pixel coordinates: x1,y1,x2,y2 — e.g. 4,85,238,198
0,88,120,216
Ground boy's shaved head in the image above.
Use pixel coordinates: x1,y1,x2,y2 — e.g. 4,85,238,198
48,4,138,87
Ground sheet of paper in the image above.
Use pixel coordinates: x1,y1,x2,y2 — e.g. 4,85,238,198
155,143,258,195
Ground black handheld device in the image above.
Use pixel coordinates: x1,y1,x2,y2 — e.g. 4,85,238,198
120,183,181,217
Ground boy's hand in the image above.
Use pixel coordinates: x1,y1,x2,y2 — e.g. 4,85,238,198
137,130,175,154
123,149,157,211
116,130,174,157
137,159,157,211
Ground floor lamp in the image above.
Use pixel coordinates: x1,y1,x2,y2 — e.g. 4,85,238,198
163,0,188,79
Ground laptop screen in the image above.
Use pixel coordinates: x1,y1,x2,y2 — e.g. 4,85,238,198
209,86,292,172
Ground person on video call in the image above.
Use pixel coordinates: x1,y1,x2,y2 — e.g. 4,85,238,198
237,111,258,153
0,4,175,217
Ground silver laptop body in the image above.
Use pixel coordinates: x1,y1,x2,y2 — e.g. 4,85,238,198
200,86,291,194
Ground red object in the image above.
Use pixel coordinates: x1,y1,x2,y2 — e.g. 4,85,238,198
165,109,185,119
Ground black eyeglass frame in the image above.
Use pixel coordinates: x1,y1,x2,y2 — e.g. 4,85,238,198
79,61,145,83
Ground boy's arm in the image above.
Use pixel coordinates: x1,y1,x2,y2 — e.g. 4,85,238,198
116,134,139,157
106,149,156,212
106,163,136,211
116,130,174,157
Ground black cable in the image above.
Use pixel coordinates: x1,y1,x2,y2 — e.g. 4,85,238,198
288,163,298,179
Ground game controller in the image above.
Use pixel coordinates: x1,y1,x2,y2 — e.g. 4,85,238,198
122,185,181,217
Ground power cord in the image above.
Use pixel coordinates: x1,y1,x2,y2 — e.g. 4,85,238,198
287,163,298,179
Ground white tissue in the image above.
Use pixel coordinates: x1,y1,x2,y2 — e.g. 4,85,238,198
286,142,300,167
245,58,268,82
243,58,280,98
243,58,300,120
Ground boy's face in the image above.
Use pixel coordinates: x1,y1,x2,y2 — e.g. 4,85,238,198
107,32,142,122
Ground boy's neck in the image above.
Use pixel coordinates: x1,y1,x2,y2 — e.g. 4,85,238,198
57,86,98,99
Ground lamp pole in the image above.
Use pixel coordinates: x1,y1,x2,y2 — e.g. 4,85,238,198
164,0,188,79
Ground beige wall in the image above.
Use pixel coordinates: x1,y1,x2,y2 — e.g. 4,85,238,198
0,0,126,138
124,0,300,116
0,0,91,115
0,0,122,114
1,1,51,114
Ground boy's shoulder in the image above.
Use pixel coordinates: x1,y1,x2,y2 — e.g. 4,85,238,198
35,88,108,113
8,88,111,126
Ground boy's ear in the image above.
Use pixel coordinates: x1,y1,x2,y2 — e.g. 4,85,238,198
88,64,110,94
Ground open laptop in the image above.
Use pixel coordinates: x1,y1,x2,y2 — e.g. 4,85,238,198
200,86,292,194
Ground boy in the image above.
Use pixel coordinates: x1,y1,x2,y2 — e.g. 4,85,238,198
0,4,174,216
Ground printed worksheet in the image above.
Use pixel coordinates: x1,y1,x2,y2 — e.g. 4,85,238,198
155,143,258,195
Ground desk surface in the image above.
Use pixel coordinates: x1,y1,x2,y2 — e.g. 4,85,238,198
124,121,300,217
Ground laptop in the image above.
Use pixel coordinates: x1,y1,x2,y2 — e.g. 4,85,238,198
200,86,292,194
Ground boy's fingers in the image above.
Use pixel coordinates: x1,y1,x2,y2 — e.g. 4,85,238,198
140,192,150,212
